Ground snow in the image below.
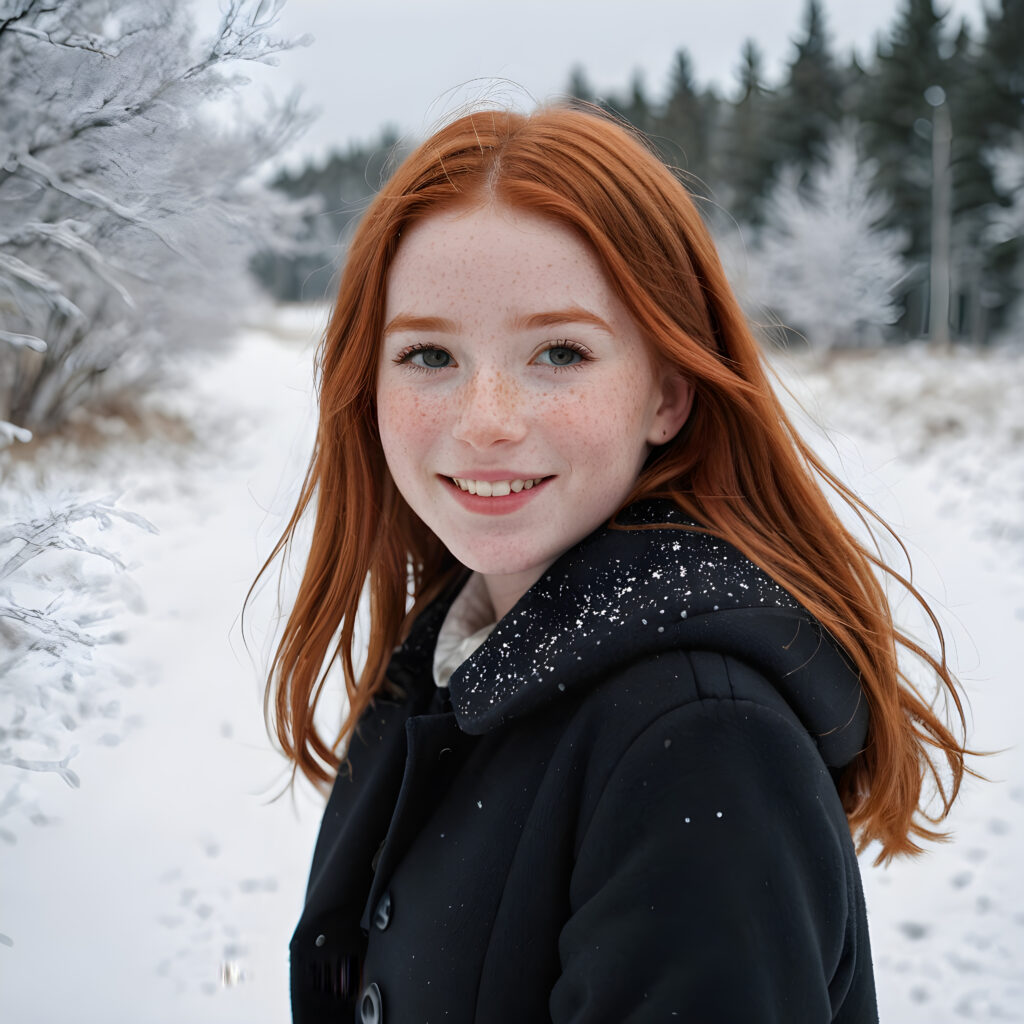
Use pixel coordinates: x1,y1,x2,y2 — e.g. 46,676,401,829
775,346,1024,1020
1,305,328,1023
2,313,1022,1021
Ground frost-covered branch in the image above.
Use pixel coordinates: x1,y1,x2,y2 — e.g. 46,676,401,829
0,493,155,837
1,219,136,305
4,19,115,56
0,422,33,444
0,251,85,319
13,153,187,259
0,0,312,438
0,330,47,353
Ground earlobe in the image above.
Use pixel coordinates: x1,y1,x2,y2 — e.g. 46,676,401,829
647,371,694,445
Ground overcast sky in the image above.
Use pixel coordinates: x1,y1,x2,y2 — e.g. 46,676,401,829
230,0,987,168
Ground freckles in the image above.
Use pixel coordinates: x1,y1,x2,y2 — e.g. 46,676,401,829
494,373,516,401
379,388,435,440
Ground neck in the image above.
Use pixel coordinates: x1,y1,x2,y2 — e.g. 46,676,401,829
482,562,553,620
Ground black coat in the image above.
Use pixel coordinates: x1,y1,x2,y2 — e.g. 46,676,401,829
290,501,879,1023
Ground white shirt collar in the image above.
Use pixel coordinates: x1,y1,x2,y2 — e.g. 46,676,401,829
432,572,497,688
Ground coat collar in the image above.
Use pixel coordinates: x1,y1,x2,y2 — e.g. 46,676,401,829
389,500,869,768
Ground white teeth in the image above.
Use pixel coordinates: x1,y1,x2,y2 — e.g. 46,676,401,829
451,477,545,496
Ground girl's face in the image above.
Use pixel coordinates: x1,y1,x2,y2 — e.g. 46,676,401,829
376,203,692,618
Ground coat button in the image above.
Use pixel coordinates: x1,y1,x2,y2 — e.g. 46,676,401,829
373,890,392,931
360,981,383,1023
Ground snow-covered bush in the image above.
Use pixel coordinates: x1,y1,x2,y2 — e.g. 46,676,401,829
0,0,310,441
0,494,154,842
732,133,910,351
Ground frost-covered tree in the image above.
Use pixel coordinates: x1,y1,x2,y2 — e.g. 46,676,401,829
0,0,310,441
753,133,910,350
984,134,1024,340
0,493,154,843
985,135,1024,246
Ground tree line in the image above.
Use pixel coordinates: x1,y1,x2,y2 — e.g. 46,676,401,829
257,0,1024,348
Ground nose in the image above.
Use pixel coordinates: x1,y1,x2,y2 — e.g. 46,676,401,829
451,368,528,448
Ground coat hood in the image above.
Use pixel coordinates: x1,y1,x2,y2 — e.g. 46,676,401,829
390,499,869,770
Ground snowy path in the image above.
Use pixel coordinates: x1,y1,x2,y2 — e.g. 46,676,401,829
2,310,329,1023
2,321,1022,1021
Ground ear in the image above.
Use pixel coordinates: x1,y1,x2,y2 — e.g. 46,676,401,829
645,370,694,446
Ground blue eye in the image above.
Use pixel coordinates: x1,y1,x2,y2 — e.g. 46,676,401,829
399,346,452,369
538,344,585,367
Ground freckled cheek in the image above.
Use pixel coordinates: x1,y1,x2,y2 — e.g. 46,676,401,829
538,380,646,443
541,385,648,486
377,387,441,454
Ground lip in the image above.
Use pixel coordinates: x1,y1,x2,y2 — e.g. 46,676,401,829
439,474,554,516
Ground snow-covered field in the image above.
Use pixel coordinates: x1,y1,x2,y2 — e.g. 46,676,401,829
2,311,1022,1022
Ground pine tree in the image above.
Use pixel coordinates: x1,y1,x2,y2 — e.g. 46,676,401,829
966,0,1024,339
654,50,717,198
254,128,404,302
978,0,1024,138
616,71,656,137
566,65,596,106
859,0,952,336
773,0,845,177
858,2,1013,342
719,39,777,226
944,19,1004,341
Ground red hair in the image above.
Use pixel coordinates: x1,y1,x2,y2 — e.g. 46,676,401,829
253,105,974,863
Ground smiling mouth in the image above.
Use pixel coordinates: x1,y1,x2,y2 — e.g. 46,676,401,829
449,476,549,497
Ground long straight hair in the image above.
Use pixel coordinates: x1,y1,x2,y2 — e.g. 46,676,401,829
254,105,973,863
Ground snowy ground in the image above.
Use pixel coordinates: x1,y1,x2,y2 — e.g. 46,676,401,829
1,313,1022,1022
777,346,1024,1021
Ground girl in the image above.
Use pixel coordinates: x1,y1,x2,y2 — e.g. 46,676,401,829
260,106,972,1023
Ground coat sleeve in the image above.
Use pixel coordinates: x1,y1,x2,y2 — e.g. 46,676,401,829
549,681,867,1023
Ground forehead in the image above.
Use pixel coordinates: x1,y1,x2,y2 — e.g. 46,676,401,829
384,204,620,318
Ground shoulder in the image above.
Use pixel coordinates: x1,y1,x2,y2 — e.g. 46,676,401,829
551,653,872,1022
559,648,850,854
568,645,815,773
565,648,860,923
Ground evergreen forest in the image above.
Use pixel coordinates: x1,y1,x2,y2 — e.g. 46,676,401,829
255,0,1024,349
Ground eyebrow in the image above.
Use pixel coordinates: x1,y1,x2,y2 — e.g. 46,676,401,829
383,306,613,337
510,307,614,334
382,314,458,337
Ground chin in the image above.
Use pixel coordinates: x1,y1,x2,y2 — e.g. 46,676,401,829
451,544,553,581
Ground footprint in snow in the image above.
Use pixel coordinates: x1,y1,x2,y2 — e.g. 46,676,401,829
239,876,278,893
909,985,930,1004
